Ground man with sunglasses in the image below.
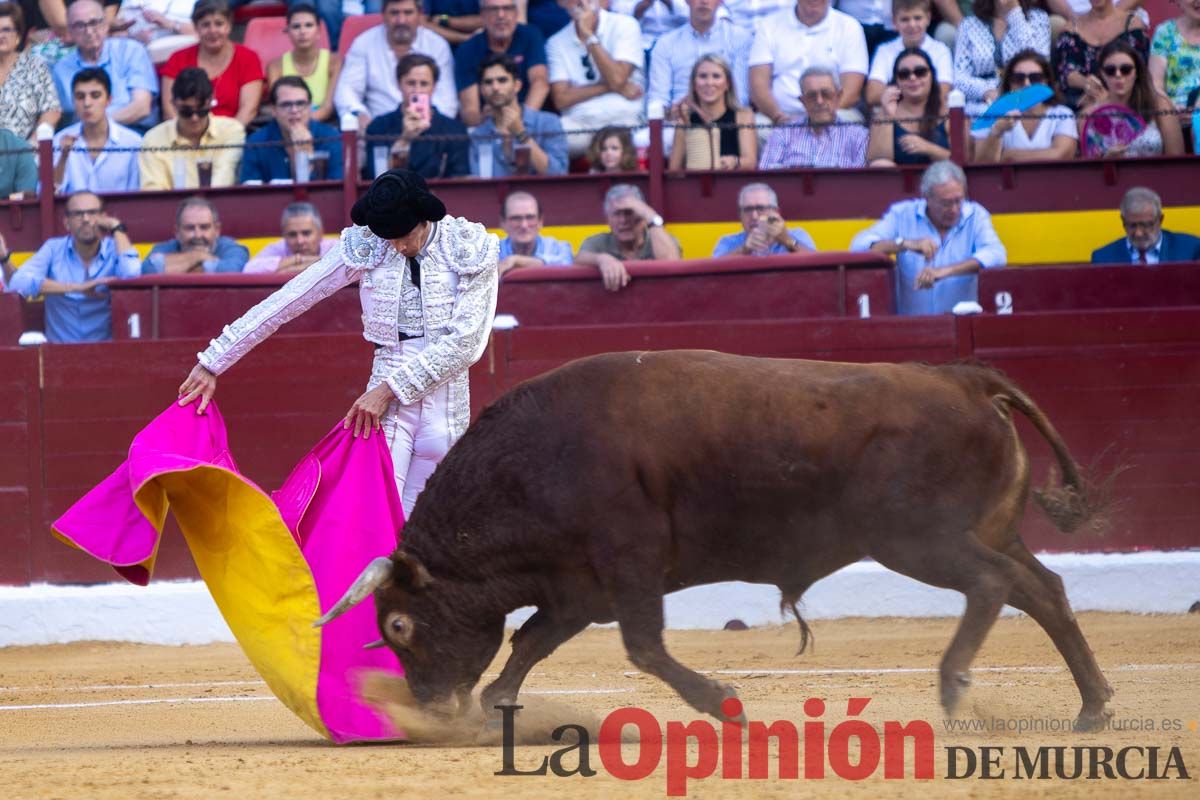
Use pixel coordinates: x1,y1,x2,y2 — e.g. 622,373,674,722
759,66,868,168
240,77,343,183
140,67,246,189
6,191,140,343
1091,187,1200,265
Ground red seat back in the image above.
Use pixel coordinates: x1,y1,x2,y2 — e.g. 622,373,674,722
337,14,383,58
243,16,332,69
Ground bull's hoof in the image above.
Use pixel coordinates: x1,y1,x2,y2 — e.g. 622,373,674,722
940,672,971,716
1074,707,1113,733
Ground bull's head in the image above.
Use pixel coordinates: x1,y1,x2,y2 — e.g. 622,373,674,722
314,550,504,714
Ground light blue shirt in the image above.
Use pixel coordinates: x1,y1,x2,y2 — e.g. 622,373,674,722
712,227,816,257
470,108,569,177
1126,236,1162,265
647,19,753,110
51,119,142,194
53,39,159,128
499,235,574,266
8,235,141,343
850,198,1006,316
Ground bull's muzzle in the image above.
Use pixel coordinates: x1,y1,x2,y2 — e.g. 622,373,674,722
313,556,392,627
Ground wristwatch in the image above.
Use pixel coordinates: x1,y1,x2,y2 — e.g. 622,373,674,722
584,34,601,48
109,223,127,234
515,129,532,144
893,235,905,251
648,214,664,228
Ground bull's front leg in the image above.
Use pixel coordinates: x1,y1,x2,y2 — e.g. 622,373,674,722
480,608,591,715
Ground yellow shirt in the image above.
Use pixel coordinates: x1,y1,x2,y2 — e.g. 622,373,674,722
138,116,247,190
282,49,331,110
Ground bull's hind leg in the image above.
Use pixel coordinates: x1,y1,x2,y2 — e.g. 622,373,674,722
873,534,1021,716
480,608,591,713
1000,540,1113,731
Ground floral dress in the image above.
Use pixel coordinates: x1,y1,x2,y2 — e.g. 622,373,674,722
0,50,61,139
1053,17,1150,109
954,9,1051,116
1151,20,1200,109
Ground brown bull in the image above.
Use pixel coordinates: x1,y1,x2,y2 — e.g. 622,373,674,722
317,351,1114,730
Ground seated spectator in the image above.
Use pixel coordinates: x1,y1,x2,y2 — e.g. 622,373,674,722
526,0,570,39
6,191,139,342
426,0,484,46
971,49,1077,161
850,161,1006,315
240,77,343,183
1054,0,1148,109
575,184,681,291
586,125,638,172
0,127,36,196
609,0,688,51
668,54,757,170
759,66,869,168
1149,0,1200,113
455,0,549,127
365,53,469,179
837,0,897,59
140,67,245,189
470,54,566,177
866,0,953,106
647,0,753,117
954,0,1050,116
117,0,199,62
867,48,951,166
496,190,574,275
244,202,336,274
53,0,158,130
712,182,816,256
722,0,790,32
52,68,143,194
1078,41,1184,157
0,2,62,140
1091,187,1200,264
266,4,343,124
160,0,263,128
749,0,868,124
547,0,646,156
334,0,457,130
143,196,249,274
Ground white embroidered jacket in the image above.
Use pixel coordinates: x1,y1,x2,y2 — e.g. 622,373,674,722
197,218,500,442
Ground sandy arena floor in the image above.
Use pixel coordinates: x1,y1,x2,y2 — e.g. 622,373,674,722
1,613,1197,799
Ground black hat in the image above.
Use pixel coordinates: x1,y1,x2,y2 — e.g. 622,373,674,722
350,169,447,240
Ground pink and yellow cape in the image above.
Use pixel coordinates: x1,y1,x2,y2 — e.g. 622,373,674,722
52,401,406,743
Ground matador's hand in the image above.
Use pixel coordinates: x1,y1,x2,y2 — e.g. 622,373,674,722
345,383,395,438
178,363,216,414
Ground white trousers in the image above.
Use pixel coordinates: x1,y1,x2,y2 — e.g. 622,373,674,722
371,338,453,518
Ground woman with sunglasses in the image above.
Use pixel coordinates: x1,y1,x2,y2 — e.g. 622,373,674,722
1053,0,1148,110
0,2,61,141
266,3,342,123
668,53,756,171
953,0,1050,116
972,49,1077,162
1078,40,1184,157
160,0,264,128
868,48,950,166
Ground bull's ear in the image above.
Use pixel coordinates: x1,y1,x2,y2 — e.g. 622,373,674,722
392,550,434,591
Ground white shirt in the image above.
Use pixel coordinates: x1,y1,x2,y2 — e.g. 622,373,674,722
836,0,894,28
749,7,868,117
609,0,690,50
548,10,645,86
52,119,143,194
722,0,791,32
333,24,458,121
868,34,954,86
970,104,1077,149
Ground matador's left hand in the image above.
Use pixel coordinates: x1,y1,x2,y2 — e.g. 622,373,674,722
344,383,395,438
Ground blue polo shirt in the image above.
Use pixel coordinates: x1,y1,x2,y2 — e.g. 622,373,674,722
239,120,345,183
454,24,548,102
8,235,142,343
53,38,159,129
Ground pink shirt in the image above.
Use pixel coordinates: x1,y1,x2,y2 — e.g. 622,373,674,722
244,238,337,274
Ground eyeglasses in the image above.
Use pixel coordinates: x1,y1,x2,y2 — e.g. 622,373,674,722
276,100,309,111
0,25,18,36
801,88,836,102
504,213,538,224
739,204,778,214
580,54,596,82
1121,217,1161,231
68,18,106,33
481,3,517,14
66,207,103,218
1102,63,1136,78
175,105,211,119
895,66,930,81
1009,70,1046,86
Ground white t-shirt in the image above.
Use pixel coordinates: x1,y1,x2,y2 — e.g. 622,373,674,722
749,7,868,117
970,104,1078,150
548,10,645,87
868,34,955,86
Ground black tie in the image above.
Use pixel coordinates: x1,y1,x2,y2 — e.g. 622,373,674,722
409,255,421,290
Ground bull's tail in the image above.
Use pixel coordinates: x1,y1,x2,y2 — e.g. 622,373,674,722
987,372,1115,535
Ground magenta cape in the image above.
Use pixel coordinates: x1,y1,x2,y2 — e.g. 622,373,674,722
52,401,406,743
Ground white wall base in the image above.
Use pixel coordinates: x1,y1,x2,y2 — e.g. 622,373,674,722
1,551,1197,646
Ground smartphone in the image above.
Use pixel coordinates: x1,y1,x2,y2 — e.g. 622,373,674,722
408,93,432,125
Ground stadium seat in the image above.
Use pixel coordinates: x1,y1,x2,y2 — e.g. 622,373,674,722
233,0,289,23
243,16,331,67
338,14,383,57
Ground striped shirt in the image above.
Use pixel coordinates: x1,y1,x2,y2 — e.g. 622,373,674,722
758,121,869,169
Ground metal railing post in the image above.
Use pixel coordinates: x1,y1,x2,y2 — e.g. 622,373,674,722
340,113,359,226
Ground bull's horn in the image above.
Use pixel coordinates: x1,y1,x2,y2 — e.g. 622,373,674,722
363,639,386,650
313,556,392,628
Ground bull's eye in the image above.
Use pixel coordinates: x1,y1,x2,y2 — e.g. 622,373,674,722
384,611,413,645
390,618,405,635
